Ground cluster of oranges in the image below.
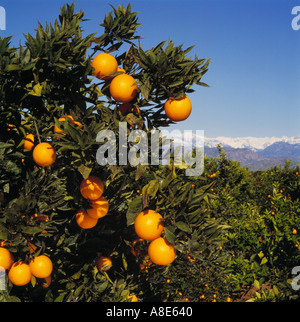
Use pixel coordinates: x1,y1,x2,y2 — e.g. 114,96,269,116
0,247,53,287
13,52,185,293
76,175,109,229
23,113,83,167
134,209,176,266
92,52,138,105
76,176,114,276
91,52,192,122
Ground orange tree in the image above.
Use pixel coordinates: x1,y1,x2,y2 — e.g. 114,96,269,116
0,3,226,302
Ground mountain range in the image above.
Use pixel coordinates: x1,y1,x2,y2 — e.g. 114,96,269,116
165,134,300,171
204,137,300,170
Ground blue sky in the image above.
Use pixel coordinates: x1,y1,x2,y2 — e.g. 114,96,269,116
1,0,299,138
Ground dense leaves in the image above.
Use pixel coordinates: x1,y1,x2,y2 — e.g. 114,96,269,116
1,2,299,303
0,2,214,302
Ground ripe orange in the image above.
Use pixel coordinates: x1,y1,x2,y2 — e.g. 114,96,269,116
117,67,126,73
54,115,81,135
86,196,109,219
0,247,14,270
134,210,164,241
109,74,138,103
33,142,56,167
42,275,52,289
7,124,14,131
29,255,53,279
8,261,32,286
92,53,118,79
54,115,73,134
24,134,35,150
96,256,112,271
76,209,98,229
164,95,192,122
80,176,104,200
127,294,138,302
148,237,176,265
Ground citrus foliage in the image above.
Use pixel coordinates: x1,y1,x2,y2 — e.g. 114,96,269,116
0,3,215,302
0,3,299,303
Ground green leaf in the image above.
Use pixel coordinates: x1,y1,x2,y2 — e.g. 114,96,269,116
20,226,44,235
175,221,191,233
126,197,143,226
164,226,176,244
169,79,184,88
31,276,37,288
0,143,14,149
198,81,210,87
258,251,264,259
260,257,268,265
142,179,159,208
138,46,150,66
5,64,21,72
272,285,279,296
29,83,43,96
135,165,147,181
122,252,127,271
96,280,109,294
253,280,260,289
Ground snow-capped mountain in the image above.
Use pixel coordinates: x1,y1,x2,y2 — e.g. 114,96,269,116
204,136,300,151
203,137,300,170
162,133,300,170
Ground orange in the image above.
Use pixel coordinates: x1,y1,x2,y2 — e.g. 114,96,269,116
7,124,14,131
96,256,112,271
31,213,49,222
127,294,138,302
76,209,98,229
33,142,56,167
54,115,73,134
42,275,52,288
27,241,37,254
54,115,81,135
92,53,118,79
8,261,32,286
0,247,14,270
130,238,144,257
86,196,109,219
24,134,35,150
80,176,104,200
148,237,176,265
109,74,138,103
164,95,192,122
29,255,53,279
117,67,126,73
118,103,141,116
134,210,164,241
